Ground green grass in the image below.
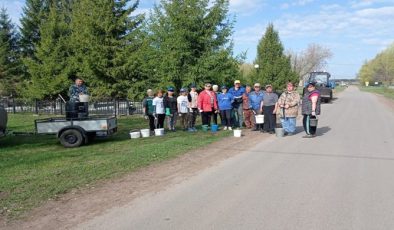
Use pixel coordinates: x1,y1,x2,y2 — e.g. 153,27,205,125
0,114,230,219
359,86,394,100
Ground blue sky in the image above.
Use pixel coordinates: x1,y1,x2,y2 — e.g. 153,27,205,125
2,0,394,79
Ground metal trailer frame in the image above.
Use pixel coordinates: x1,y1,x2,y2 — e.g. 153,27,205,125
35,116,117,148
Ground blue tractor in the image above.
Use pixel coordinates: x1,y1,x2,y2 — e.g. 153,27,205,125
304,71,334,103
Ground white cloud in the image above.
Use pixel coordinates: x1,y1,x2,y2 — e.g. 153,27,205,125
280,0,315,9
349,0,393,8
229,0,265,15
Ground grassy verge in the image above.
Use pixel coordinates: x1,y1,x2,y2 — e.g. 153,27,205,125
0,114,230,219
359,86,394,100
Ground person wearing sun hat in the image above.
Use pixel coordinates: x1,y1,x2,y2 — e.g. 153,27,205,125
228,79,245,128
301,81,321,138
260,84,278,134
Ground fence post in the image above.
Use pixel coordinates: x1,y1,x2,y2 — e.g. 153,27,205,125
35,100,38,114
114,99,117,117
12,97,16,114
60,100,63,115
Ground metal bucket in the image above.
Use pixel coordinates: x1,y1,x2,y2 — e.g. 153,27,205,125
275,128,284,137
310,118,318,127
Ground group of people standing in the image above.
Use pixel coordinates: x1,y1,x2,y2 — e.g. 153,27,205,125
142,80,321,138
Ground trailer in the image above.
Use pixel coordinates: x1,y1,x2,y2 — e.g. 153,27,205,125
35,116,117,148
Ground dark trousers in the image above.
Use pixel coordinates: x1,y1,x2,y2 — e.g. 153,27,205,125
220,109,232,127
156,114,166,128
212,112,220,125
201,111,212,126
148,114,155,131
188,108,198,128
303,115,317,135
263,105,276,132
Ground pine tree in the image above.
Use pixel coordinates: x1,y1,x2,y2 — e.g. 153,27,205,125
254,24,298,91
23,4,71,99
69,0,143,99
0,8,21,96
146,0,240,90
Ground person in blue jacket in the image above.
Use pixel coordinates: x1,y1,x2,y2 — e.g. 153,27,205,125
228,80,245,128
248,83,264,131
217,85,234,130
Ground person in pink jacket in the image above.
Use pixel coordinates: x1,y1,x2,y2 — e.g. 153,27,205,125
198,83,218,126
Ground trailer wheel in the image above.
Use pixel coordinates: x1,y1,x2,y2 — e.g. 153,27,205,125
59,129,84,148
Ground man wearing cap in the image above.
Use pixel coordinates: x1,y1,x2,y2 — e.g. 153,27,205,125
249,83,264,131
69,77,89,102
164,87,178,131
187,83,199,131
177,88,189,131
301,82,321,138
197,83,218,126
261,84,278,134
228,80,245,128
278,82,301,136
142,89,156,133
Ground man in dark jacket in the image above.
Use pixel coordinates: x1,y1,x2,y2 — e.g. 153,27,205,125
164,87,178,131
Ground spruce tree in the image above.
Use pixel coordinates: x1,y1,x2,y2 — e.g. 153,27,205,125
0,8,21,96
24,4,71,99
147,0,240,90
19,0,51,58
254,23,298,91
69,0,143,99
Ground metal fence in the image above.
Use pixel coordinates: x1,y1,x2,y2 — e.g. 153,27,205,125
0,97,143,116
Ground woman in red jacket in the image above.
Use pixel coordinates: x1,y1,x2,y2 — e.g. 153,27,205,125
198,83,218,126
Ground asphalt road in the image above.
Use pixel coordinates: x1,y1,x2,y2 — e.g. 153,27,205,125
76,86,394,230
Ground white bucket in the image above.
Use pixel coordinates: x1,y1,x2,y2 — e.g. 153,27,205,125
79,94,90,102
233,129,242,137
140,129,150,138
255,115,264,124
154,128,164,136
129,131,141,139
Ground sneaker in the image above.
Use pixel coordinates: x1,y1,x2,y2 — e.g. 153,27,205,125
228,127,232,131
302,134,314,138
223,126,228,130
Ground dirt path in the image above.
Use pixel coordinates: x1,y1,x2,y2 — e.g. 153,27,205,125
2,130,267,230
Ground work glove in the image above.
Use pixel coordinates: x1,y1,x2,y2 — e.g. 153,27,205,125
178,113,182,117
311,111,316,116
144,115,149,120
189,108,193,113
199,109,203,113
